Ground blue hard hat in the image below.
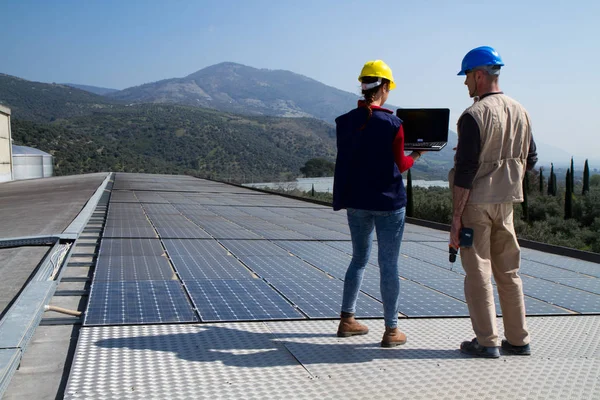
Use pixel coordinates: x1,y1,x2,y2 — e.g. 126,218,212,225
458,46,504,76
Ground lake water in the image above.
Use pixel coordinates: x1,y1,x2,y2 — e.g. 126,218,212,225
244,177,448,192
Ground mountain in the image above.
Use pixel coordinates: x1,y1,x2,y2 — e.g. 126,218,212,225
3,72,337,180
107,62,361,123
0,73,117,122
64,83,119,96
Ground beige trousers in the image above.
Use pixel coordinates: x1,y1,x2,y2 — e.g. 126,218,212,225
460,203,530,347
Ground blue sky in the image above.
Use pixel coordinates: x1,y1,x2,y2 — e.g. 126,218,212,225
1,0,599,162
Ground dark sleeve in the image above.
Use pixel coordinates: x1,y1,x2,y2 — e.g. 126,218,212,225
454,113,481,189
526,135,538,171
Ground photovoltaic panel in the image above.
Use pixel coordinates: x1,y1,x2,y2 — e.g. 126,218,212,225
252,229,313,240
102,226,158,239
155,227,212,239
520,260,590,280
417,278,571,316
170,255,254,280
293,229,350,241
419,241,451,252
134,191,170,203
84,280,198,326
359,279,469,317
109,191,139,203
400,242,460,270
202,228,262,240
521,276,600,314
275,241,379,280
219,240,291,257
398,258,465,281
143,204,181,215
236,255,330,280
558,278,600,295
267,277,382,318
163,238,230,258
94,256,175,281
520,249,600,278
185,279,305,321
99,239,165,257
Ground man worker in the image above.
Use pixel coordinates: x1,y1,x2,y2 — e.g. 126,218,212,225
450,46,538,358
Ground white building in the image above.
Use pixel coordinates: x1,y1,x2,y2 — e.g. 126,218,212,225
12,144,54,180
0,105,13,182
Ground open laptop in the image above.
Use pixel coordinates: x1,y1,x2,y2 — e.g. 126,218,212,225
396,108,450,151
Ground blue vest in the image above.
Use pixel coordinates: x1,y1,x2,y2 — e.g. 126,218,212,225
333,107,407,211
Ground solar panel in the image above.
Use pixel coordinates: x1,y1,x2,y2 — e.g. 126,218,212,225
84,280,198,326
520,260,591,280
170,255,254,280
268,277,382,318
521,276,600,314
237,255,330,280
94,256,175,281
398,258,465,280
521,249,600,278
163,238,230,258
102,227,158,238
558,278,600,295
185,279,305,321
155,227,212,239
219,240,290,256
252,230,313,240
275,241,380,280
417,278,573,316
203,228,263,239
99,239,165,257
359,279,469,317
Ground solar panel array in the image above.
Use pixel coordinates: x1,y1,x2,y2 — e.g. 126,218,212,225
83,173,600,326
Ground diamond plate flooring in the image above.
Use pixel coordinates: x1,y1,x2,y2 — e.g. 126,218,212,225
65,316,600,399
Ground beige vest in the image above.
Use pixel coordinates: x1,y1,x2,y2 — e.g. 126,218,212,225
459,94,532,204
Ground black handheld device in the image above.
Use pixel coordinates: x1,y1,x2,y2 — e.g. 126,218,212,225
449,227,474,263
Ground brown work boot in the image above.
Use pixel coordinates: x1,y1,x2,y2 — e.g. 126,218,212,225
381,327,407,347
337,313,369,337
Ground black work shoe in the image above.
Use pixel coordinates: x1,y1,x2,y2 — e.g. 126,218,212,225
460,338,500,358
501,339,531,356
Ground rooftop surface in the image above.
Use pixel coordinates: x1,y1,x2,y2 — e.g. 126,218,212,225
1,172,599,399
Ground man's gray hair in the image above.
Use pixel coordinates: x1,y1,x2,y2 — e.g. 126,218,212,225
476,65,501,76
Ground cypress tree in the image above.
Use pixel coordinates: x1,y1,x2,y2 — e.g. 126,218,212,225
552,172,557,196
406,169,414,217
522,172,529,222
548,163,555,196
539,167,544,194
565,169,573,219
570,156,575,192
583,159,590,195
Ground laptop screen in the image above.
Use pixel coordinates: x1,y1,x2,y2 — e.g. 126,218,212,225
396,108,450,143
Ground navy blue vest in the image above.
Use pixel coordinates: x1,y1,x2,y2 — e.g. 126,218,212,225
333,106,407,211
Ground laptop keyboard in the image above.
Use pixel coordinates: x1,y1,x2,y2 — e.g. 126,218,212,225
407,142,446,148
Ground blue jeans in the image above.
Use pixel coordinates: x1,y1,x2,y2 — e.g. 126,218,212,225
341,207,406,328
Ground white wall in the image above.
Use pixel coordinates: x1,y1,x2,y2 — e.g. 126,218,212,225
0,105,12,183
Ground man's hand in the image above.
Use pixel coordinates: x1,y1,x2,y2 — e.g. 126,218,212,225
450,216,462,249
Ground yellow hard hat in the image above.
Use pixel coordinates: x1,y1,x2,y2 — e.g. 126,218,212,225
358,60,396,90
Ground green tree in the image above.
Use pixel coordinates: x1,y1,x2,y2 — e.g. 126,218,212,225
539,167,544,194
406,169,414,217
582,159,590,195
565,169,573,219
300,158,335,177
548,163,555,196
570,156,575,193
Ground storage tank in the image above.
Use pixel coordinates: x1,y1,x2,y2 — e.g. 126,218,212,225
0,105,12,182
12,144,54,180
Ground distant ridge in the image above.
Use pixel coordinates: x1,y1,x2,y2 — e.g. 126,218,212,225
64,83,119,96
107,62,361,123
